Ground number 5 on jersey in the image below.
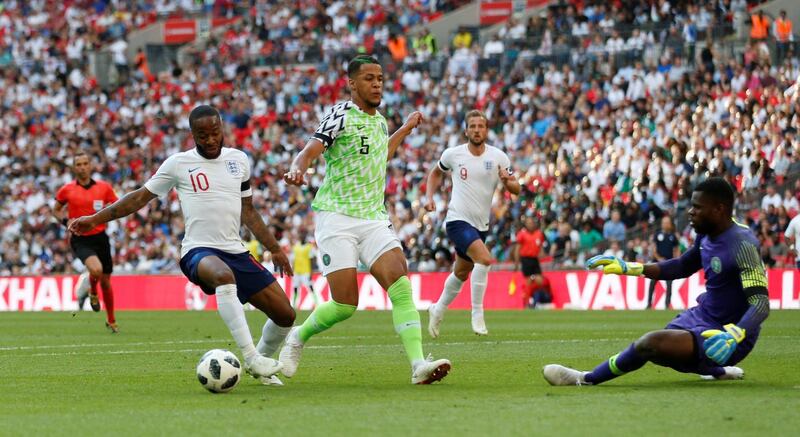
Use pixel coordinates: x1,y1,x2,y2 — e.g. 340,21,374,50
190,172,210,192
359,136,370,155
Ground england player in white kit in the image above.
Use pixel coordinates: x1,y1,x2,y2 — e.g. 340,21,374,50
424,110,520,336
71,106,296,385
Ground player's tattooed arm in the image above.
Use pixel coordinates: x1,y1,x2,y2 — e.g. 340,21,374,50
241,196,293,276
69,187,157,235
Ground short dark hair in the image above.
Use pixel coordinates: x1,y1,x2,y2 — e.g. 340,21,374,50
189,105,220,128
71,151,90,166
347,55,380,78
694,177,735,211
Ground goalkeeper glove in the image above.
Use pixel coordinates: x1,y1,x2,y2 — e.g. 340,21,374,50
585,255,643,276
700,324,746,365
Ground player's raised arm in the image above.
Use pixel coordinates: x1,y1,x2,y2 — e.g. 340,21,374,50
586,240,701,279
69,186,158,235
498,164,521,195
388,111,424,160
284,138,325,186
424,163,446,212
241,195,293,277
53,199,69,227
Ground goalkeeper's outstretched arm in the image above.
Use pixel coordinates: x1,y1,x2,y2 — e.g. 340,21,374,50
645,240,702,280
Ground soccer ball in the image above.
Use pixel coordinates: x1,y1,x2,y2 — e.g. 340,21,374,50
196,349,241,393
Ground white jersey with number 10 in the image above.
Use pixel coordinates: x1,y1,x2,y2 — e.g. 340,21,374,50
144,147,251,257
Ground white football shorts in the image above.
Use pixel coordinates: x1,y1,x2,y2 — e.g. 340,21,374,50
314,211,401,276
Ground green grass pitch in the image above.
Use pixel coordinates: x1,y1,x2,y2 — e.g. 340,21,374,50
1,310,798,436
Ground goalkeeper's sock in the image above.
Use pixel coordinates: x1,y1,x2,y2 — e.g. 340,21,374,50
584,343,647,385
435,272,464,311
292,286,299,307
388,276,425,368
309,285,320,306
470,263,489,320
215,284,258,361
256,319,292,357
296,299,356,343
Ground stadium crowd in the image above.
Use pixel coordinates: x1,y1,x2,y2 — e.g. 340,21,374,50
1,0,799,276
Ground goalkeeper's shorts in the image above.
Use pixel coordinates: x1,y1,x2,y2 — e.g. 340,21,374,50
665,306,758,373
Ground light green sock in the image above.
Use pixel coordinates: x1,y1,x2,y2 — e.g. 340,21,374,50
387,276,424,366
296,299,356,343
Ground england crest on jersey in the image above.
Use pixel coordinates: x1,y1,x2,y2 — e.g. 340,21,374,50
484,160,494,171
225,160,241,176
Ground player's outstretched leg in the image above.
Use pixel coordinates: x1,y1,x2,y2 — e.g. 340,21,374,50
82,256,104,312
699,366,745,380
100,275,117,333
280,299,355,377
464,241,493,335
373,248,450,384
389,276,452,384
279,268,358,377
428,272,465,338
249,283,295,386
543,330,695,386
196,256,282,379
75,272,91,310
470,263,490,335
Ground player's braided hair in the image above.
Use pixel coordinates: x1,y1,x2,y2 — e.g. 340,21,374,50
347,55,380,78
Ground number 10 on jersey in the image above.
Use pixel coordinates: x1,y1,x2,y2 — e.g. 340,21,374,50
190,172,210,192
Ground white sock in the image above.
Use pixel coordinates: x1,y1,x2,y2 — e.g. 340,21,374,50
435,272,464,311
256,319,292,357
215,284,257,361
471,264,490,319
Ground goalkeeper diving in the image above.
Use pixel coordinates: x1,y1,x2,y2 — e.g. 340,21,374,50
543,178,770,385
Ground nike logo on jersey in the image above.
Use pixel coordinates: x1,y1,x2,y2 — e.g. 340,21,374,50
356,125,366,130
188,167,200,173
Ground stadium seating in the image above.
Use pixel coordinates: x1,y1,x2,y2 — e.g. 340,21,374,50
0,0,798,276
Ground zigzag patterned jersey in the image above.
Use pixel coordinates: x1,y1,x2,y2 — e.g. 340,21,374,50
310,101,390,220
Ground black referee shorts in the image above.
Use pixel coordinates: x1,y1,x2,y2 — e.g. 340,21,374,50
520,256,542,277
70,232,114,274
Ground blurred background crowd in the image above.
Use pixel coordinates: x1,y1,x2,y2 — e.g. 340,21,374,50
1,0,798,276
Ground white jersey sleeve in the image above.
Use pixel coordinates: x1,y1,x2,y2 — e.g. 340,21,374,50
499,150,513,176
144,155,179,197
240,152,252,198
438,147,455,172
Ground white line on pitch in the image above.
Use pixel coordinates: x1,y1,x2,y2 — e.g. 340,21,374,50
13,338,627,357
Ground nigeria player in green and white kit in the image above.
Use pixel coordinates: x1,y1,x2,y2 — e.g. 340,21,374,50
281,55,451,384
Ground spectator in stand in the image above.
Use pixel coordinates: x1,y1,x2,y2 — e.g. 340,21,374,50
647,216,680,309
750,10,770,43
773,10,793,65
761,185,783,210
603,210,626,243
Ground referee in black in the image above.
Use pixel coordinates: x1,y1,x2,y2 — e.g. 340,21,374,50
646,216,680,309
